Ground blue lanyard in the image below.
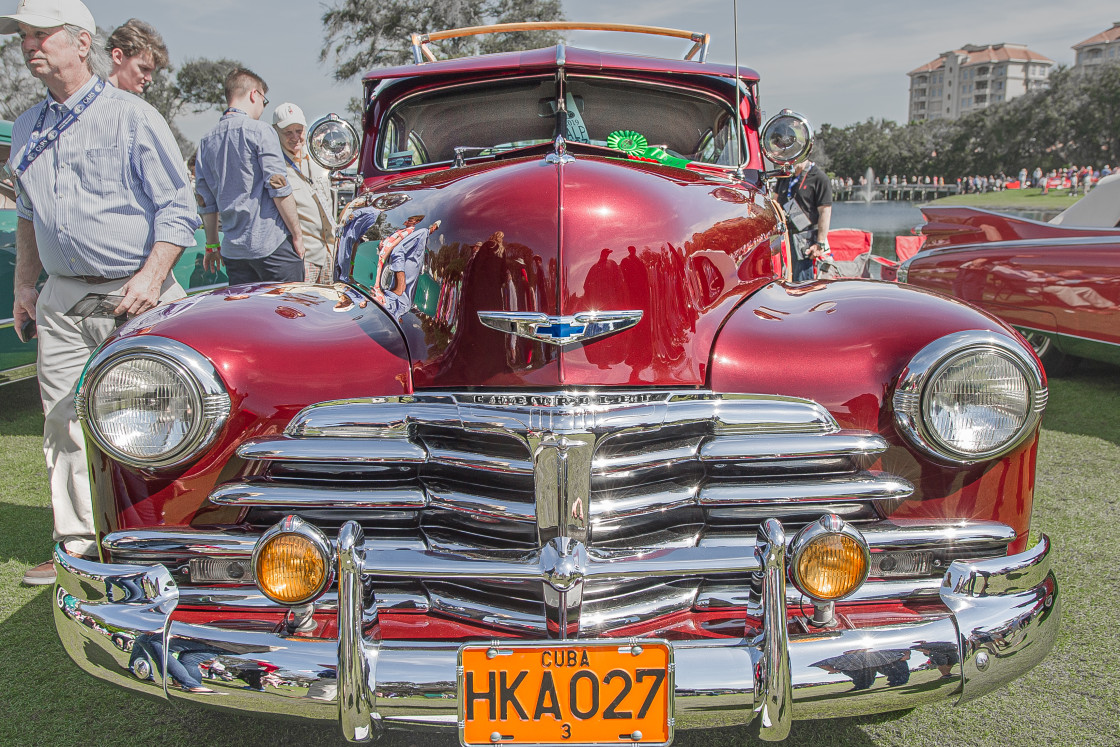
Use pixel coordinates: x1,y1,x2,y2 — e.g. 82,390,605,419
15,78,105,178
284,153,313,185
223,107,248,117
787,168,806,204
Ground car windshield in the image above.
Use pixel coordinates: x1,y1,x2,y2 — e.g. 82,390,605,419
377,74,741,170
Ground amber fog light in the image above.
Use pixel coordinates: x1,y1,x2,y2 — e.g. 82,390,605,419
251,516,334,605
788,515,870,602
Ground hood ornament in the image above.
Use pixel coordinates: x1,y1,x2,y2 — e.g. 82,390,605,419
478,310,642,345
545,135,575,164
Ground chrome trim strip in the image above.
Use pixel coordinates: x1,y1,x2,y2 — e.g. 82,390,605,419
428,486,535,522
209,483,429,509
590,483,698,521
860,519,1016,548
426,446,534,474
283,392,840,442
699,473,913,505
103,529,260,556
102,519,1015,566
699,432,888,462
237,436,427,463
0,362,37,386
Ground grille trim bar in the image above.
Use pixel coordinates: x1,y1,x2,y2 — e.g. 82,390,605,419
210,483,429,509
698,432,888,463
238,436,426,463
699,472,913,505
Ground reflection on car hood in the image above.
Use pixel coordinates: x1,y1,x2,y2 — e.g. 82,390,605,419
349,154,780,388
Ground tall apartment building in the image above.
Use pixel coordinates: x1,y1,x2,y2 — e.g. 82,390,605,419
1073,22,1120,69
908,44,1053,122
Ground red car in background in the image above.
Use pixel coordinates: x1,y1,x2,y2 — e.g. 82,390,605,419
52,22,1058,744
901,173,1120,375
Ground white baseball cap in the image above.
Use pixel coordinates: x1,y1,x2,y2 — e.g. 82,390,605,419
0,0,96,35
272,102,307,130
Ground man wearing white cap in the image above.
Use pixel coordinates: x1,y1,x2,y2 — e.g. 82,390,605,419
273,102,336,283
2,0,200,585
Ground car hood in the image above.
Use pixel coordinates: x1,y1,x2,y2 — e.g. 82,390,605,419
348,153,780,389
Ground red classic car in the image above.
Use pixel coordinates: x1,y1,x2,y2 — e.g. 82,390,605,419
901,173,1120,374
54,23,1057,744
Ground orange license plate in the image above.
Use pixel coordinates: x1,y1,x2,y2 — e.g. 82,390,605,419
458,641,673,746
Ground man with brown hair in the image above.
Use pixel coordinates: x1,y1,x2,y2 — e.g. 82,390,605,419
195,67,305,285
105,18,166,94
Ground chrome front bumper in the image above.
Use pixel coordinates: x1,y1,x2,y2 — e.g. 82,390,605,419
53,524,1058,743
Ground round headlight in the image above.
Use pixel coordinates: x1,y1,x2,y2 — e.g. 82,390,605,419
760,109,813,166
893,331,1047,463
307,113,359,170
77,337,230,469
252,516,333,605
788,515,870,602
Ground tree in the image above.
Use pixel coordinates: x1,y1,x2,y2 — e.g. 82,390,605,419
321,0,564,80
142,57,245,155
0,36,44,119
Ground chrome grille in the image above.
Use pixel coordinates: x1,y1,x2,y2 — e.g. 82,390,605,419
200,391,923,634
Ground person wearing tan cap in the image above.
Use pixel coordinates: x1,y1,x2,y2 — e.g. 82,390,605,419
2,0,199,585
272,102,336,283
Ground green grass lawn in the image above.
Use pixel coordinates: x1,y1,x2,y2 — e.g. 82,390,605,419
925,187,1081,211
1,367,1118,746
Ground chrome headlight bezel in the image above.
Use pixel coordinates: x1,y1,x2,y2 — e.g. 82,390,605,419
307,113,360,170
760,109,814,167
75,336,230,470
892,331,1047,464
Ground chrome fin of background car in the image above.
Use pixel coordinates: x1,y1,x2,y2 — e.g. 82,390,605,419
478,310,643,345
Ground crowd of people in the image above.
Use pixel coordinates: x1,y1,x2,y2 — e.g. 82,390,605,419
831,164,1113,196
4,0,335,591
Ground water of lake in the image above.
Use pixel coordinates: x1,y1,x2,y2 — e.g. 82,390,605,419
830,202,924,258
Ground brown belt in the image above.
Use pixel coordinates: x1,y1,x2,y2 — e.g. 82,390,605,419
68,275,129,284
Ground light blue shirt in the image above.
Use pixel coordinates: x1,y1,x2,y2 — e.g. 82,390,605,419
10,76,200,278
194,110,292,260
383,226,432,318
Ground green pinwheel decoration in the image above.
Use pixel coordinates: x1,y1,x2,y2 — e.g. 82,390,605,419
607,130,648,155
606,130,690,169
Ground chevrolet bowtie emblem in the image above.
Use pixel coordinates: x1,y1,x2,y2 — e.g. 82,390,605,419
478,311,643,345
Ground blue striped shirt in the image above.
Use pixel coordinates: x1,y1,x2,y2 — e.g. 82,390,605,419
10,76,200,278
194,110,293,260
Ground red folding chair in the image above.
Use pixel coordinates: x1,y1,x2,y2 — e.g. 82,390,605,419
817,229,874,278
894,234,925,262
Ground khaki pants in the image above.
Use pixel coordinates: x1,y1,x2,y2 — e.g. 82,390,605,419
35,274,185,557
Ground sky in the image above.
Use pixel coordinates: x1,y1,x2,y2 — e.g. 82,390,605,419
83,0,1119,144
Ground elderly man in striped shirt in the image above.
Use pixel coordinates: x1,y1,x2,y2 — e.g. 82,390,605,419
3,0,200,585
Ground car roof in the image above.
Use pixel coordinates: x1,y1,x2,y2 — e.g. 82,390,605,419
1050,172,1120,228
363,45,760,84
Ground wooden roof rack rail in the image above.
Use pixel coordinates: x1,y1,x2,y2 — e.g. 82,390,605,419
409,22,710,65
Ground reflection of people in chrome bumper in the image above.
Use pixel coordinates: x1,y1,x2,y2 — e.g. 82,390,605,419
811,649,912,691
129,633,217,693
